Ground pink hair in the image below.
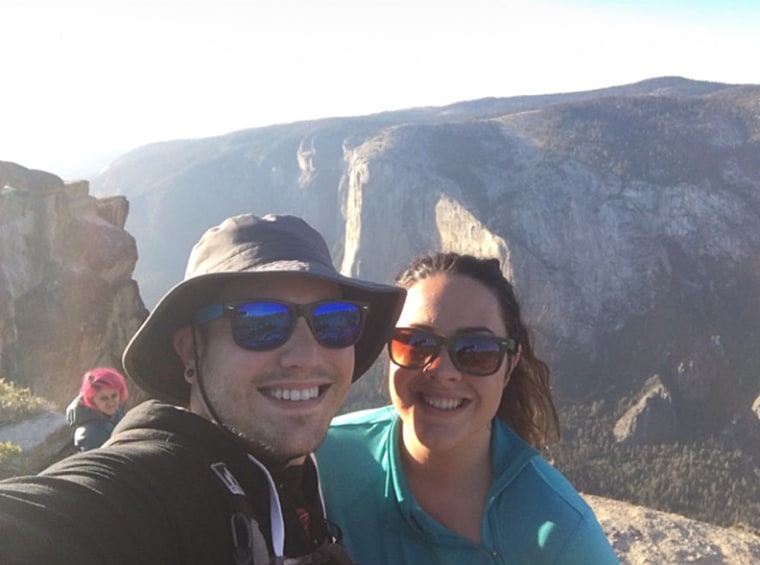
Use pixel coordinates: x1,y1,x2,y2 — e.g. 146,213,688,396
80,367,129,409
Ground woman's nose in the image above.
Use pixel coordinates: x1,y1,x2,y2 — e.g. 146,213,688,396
422,349,462,381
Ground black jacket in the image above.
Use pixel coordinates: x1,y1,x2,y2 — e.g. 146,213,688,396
0,400,341,565
65,395,124,451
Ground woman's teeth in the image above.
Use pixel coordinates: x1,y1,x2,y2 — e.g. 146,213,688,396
422,396,463,410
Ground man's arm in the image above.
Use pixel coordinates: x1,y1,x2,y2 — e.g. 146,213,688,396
0,449,180,565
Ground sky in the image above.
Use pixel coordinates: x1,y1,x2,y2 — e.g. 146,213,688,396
1,0,758,179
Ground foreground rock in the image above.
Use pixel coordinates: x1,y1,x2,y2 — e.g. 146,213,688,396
0,411,71,479
587,494,760,565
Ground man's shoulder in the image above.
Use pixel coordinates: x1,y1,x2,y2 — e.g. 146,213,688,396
114,399,195,431
47,425,208,480
109,400,222,448
104,401,244,467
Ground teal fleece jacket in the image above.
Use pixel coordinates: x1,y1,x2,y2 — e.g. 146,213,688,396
316,406,619,565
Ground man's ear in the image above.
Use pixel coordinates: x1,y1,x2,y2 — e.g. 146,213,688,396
172,325,196,367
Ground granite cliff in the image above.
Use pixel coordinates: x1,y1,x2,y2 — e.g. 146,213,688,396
0,161,146,407
89,77,760,530
0,77,757,541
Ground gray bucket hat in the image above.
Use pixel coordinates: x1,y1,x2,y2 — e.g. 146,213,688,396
123,213,406,405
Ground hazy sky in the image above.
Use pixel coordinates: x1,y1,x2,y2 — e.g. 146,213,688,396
2,0,758,178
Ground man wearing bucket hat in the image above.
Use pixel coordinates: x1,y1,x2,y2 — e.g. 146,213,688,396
0,213,406,565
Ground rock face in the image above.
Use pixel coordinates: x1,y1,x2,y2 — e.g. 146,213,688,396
87,77,760,532
1,79,759,560
336,89,760,431
92,77,760,439
614,378,678,445
0,161,147,408
587,494,760,565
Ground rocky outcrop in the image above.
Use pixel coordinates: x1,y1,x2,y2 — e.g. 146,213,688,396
614,378,678,445
0,411,71,479
587,494,760,565
0,161,147,408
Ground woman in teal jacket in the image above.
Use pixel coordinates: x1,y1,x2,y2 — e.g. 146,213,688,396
317,252,619,565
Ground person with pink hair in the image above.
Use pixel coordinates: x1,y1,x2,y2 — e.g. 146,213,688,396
66,367,129,451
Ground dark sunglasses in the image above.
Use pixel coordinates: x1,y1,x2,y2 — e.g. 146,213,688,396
388,327,517,376
194,300,369,351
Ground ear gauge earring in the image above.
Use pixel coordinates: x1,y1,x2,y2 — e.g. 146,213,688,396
184,365,196,382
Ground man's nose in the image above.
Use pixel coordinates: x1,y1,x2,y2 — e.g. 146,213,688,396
277,318,322,366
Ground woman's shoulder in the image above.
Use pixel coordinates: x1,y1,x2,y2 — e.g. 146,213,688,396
491,420,595,516
317,408,396,505
330,405,397,429
489,434,616,560
516,458,619,561
318,406,397,464
498,442,599,525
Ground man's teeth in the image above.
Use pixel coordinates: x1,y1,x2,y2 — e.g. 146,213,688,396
266,387,320,401
422,396,463,410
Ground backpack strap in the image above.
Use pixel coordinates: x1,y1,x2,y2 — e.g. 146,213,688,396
211,462,272,565
212,461,357,565
274,543,354,565
105,428,355,565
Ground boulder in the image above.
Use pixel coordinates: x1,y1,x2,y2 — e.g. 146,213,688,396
0,161,148,409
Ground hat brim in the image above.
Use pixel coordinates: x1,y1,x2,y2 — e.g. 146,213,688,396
123,265,406,405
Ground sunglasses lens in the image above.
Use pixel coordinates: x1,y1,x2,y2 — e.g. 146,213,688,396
310,301,365,348
452,336,503,375
389,329,505,376
389,329,439,369
223,300,365,351
231,302,293,350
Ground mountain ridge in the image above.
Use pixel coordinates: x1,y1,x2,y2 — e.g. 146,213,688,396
50,76,760,530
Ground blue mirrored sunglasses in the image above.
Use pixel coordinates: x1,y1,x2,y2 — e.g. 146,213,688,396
194,300,369,351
